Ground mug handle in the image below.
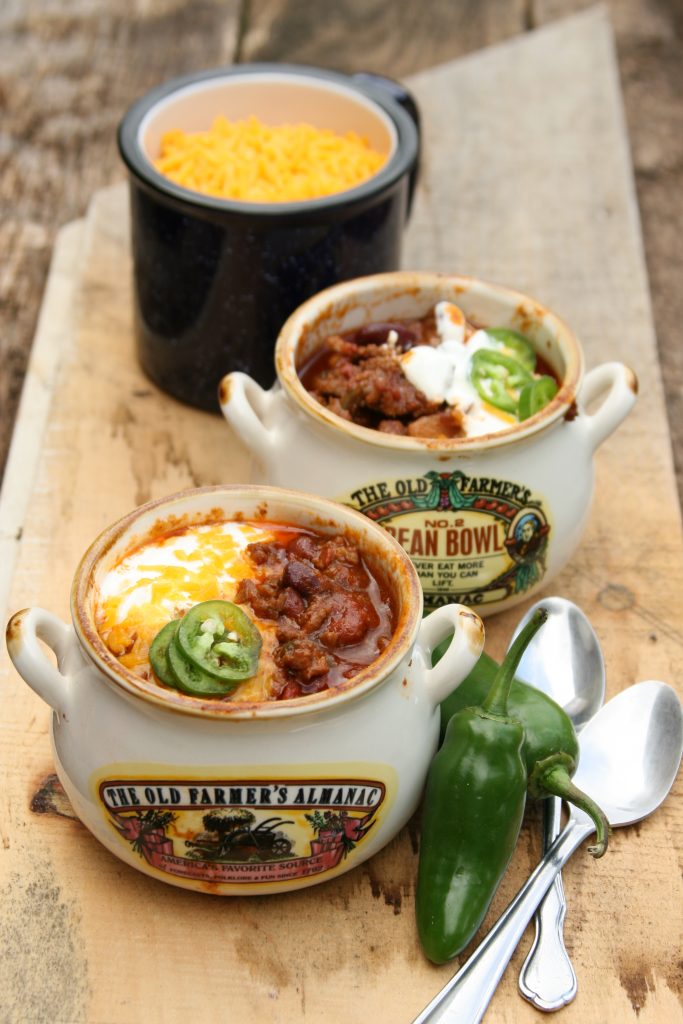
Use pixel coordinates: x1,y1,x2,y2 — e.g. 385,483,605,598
579,362,638,453
352,72,421,217
6,607,75,714
416,604,485,709
219,372,281,465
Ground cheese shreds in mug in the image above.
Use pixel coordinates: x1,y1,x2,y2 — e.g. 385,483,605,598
96,520,395,702
154,116,388,203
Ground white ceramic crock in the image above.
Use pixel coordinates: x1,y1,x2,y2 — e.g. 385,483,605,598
220,272,637,615
6,485,484,896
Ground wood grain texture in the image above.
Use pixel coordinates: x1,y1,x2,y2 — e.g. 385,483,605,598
1,9,681,1022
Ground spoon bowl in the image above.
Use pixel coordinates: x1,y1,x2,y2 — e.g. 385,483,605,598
511,596,605,728
571,680,682,826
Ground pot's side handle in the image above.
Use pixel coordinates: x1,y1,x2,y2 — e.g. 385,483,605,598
578,362,638,453
417,604,485,709
6,607,75,714
219,372,282,465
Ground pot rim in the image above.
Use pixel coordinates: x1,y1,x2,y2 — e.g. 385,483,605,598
117,63,419,220
274,271,584,452
70,484,423,720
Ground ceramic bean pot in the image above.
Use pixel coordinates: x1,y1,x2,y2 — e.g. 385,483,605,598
118,65,420,410
220,272,638,615
6,485,483,896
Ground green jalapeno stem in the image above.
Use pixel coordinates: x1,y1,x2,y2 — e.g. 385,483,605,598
481,608,548,717
531,756,611,857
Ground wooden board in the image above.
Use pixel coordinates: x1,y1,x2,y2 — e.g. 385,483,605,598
1,9,681,1023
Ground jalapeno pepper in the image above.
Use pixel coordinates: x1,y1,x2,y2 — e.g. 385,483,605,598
149,619,181,688
436,644,609,852
149,600,262,698
484,327,536,373
177,600,261,682
470,348,532,414
518,375,558,420
416,609,547,964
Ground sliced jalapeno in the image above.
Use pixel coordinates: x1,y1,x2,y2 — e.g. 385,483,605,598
484,328,536,373
167,633,239,697
177,600,261,682
149,619,182,687
518,375,559,420
470,349,532,414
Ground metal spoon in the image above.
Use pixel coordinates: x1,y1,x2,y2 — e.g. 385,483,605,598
412,681,683,1024
509,597,606,1010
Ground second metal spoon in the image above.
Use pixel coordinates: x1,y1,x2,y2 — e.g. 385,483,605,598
509,596,606,1011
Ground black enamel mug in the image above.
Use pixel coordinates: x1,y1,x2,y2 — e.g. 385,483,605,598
117,64,420,411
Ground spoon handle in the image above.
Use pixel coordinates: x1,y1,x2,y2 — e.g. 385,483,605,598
518,796,578,1010
412,819,594,1024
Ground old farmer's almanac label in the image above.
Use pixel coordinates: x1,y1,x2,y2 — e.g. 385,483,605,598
96,764,395,893
341,469,551,610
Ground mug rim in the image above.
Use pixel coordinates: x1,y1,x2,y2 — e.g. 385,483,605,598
117,63,419,219
274,271,585,452
70,484,423,720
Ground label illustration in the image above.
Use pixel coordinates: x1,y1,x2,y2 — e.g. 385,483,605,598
98,770,392,889
343,469,550,610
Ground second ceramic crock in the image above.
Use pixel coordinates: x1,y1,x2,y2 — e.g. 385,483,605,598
220,273,637,615
6,485,484,896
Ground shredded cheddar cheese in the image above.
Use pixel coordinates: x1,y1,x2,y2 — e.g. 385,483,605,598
96,521,281,701
154,115,387,202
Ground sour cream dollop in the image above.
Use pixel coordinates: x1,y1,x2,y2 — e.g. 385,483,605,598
399,302,517,437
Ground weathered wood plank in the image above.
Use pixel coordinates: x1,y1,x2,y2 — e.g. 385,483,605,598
0,0,241,487
1,10,680,1022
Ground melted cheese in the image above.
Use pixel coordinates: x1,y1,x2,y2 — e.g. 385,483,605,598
96,521,281,701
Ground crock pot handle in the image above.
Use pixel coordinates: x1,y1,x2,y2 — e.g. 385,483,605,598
351,72,421,217
219,371,280,465
417,604,485,709
6,607,75,714
579,362,638,453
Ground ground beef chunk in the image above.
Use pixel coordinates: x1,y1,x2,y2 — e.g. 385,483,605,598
378,419,408,435
323,562,370,590
234,578,281,620
278,586,306,620
325,397,353,421
315,352,439,419
245,541,287,567
316,537,360,568
275,616,302,643
303,592,380,648
274,639,331,681
287,534,324,562
406,410,465,439
237,529,394,698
